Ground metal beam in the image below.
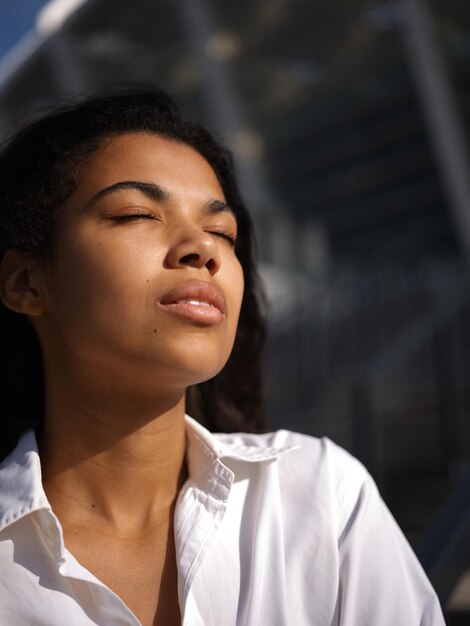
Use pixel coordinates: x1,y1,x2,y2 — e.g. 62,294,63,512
175,0,279,219
401,0,470,262
0,0,94,96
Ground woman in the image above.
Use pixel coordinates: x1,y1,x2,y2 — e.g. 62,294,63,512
0,89,445,625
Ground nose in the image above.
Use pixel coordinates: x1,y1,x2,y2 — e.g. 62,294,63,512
164,227,221,275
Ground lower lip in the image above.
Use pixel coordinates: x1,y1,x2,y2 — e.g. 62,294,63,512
158,302,224,325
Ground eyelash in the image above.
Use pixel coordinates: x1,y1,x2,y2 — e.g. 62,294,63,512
114,214,237,246
209,230,237,247
114,212,155,221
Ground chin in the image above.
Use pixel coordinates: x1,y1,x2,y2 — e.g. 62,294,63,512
171,357,228,388
157,334,233,383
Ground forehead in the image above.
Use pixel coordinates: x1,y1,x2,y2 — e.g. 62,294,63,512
75,132,225,201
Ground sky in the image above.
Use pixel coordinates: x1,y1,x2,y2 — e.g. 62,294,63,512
0,0,49,61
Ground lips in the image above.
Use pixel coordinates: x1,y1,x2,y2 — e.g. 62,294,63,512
159,280,226,325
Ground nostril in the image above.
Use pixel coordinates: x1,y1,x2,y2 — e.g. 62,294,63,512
179,253,217,273
180,253,200,265
205,258,217,273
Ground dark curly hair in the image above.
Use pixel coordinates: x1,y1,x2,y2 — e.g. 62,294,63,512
0,88,266,459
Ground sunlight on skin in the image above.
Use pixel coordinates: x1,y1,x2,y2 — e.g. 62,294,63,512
1,133,245,626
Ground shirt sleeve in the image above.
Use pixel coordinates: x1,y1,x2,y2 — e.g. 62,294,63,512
334,463,446,626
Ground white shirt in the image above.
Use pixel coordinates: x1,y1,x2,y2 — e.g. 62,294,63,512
0,416,445,626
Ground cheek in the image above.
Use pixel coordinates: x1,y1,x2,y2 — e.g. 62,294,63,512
47,237,148,330
227,261,245,337
227,257,244,309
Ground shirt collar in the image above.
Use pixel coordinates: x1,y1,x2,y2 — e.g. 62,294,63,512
184,415,299,501
0,429,50,533
185,414,297,463
0,416,298,530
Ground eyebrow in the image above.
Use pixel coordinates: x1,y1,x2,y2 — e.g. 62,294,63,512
85,180,236,217
85,180,169,208
205,199,236,217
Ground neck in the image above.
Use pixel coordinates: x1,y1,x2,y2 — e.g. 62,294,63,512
39,382,188,534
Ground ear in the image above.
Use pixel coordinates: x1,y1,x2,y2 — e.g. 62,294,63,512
0,249,46,316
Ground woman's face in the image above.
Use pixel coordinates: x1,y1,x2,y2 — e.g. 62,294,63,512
35,133,244,392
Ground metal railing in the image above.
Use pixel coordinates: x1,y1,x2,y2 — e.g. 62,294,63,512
264,258,470,605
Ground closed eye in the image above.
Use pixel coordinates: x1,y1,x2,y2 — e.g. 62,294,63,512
209,230,237,246
113,212,157,221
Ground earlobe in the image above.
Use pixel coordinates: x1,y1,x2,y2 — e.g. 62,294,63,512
0,249,46,316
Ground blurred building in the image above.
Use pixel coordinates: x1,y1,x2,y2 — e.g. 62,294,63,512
0,0,470,620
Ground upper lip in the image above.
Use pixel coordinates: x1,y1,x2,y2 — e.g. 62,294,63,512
159,280,226,314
